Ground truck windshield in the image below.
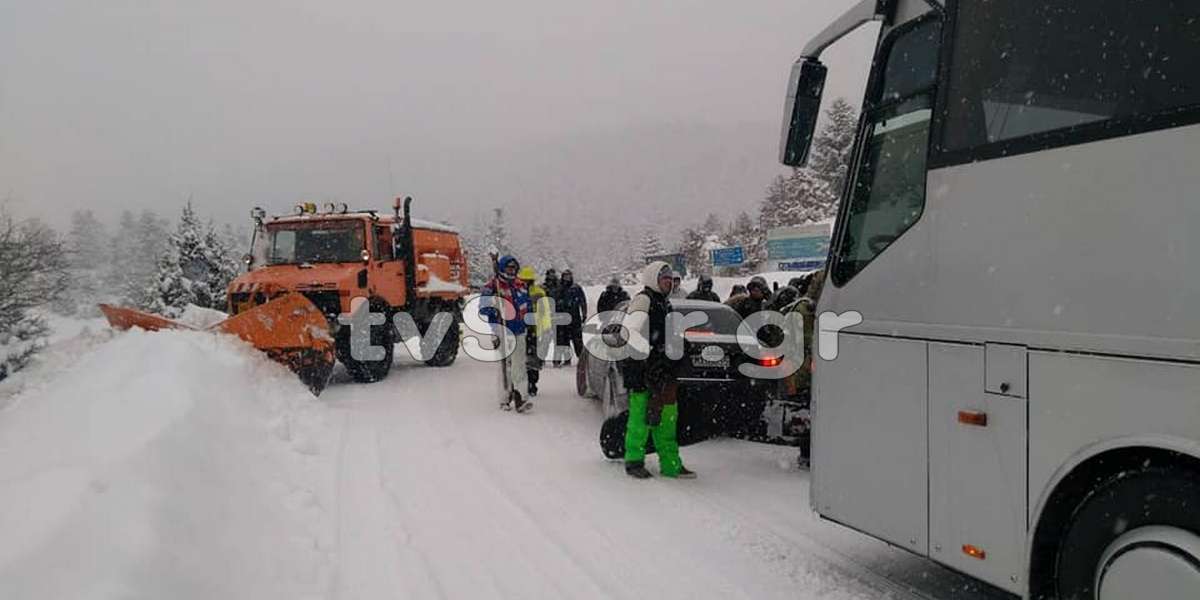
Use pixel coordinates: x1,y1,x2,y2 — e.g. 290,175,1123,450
267,221,365,265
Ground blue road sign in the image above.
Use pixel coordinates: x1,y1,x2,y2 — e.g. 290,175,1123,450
710,246,745,267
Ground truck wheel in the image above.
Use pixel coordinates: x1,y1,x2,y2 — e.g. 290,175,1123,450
336,325,394,383
423,311,461,367
1054,465,1200,600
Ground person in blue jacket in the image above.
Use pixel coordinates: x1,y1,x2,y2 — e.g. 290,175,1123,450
479,255,533,412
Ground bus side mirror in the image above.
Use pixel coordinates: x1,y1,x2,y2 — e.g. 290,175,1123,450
779,58,828,167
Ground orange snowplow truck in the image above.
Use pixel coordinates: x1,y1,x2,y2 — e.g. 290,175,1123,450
100,197,469,395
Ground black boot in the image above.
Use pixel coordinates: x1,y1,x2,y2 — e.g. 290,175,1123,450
625,462,653,479
511,390,532,413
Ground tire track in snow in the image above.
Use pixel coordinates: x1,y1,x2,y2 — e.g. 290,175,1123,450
375,366,611,600
411,363,801,600
330,399,449,600
324,358,979,600
419,395,630,600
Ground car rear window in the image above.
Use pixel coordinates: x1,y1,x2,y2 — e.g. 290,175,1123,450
681,307,741,336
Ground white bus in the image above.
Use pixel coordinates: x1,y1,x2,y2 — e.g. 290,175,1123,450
779,1,1200,598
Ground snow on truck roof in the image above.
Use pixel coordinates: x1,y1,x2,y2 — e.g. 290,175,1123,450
269,212,459,233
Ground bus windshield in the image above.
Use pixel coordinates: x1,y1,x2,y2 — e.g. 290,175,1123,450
267,221,366,265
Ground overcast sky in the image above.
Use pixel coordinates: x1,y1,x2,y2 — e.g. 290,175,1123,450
0,1,875,230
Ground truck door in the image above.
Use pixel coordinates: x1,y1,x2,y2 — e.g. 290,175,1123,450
928,342,1027,593
372,224,405,306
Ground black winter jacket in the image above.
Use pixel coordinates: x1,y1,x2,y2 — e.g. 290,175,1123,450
597,288,630,313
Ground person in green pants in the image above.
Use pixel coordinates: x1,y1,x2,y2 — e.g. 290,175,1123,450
621,261,696,480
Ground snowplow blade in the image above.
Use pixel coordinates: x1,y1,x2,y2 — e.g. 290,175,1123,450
98,293,336,396
98,304,194,333
212,294,336,395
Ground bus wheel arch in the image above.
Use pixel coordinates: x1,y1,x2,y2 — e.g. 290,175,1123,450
1028,445,1200,599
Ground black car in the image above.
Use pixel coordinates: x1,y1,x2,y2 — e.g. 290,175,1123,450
579,299,777,455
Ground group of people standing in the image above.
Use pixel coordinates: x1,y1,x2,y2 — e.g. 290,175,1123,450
597,271,722,311
482,256,825,480
479,256,590,411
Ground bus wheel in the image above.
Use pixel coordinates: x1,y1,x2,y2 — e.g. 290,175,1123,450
1055,466,1200,600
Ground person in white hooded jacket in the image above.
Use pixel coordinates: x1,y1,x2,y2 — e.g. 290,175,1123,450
620,261,696,479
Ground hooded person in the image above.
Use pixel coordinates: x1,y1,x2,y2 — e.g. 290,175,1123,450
726,275,770,318
789,268,826,465
554,269,588,366
728,284,748,301
597,277,631,313
686,274,721,302
787,274,813,298
620,261,696,480
757,284,802,349
668,270,687,299
518,266,551,397
542,268,561,301
805,269,826,302
767,284,802,312
479,255,533,412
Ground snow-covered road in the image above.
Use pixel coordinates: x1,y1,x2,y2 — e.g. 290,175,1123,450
0,325,1008,599
320,357,1004,600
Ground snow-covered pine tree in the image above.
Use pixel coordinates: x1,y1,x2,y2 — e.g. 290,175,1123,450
202,223,241,311
639,226,665,261
807,97,859,200
615,227,644,282
57,209,109,315
524,224,555,273
677,227,708,276
149,202,224,316
130,210,171,309
0,212,69,381
146,235,191,318
720,211,763,274
759,175,789,232
105,210,138,297
485,208,511,257
759,169,836,231
701,213,724,239
757,97,855,237
461,220,494,288
176,203,214,308
794,168,840,224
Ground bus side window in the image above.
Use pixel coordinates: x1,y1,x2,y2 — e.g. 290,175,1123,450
832,18,942,286
939,1,1200,159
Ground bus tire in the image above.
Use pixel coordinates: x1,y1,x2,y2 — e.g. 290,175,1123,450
1054,465,1200,599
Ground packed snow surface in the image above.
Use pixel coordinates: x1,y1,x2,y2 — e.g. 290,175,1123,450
0,328,333,599
0,319,1003,600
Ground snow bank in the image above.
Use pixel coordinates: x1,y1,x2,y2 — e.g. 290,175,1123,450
0,327,335,599
176,304,230,329
420,273,468,294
